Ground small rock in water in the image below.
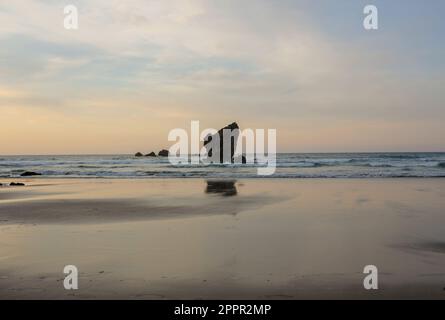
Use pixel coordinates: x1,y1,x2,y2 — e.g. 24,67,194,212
10,182,25,186
158,149,169,157
134,152,143,157
145,152,156,157
20,171,41,177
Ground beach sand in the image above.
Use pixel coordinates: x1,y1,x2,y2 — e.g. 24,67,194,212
0,178,445,299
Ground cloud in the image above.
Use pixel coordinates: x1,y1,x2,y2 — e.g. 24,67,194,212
0,0,444,153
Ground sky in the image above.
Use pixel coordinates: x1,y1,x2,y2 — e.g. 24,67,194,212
1,0,444,154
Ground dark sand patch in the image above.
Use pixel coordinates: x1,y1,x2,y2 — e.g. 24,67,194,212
0,195,281,225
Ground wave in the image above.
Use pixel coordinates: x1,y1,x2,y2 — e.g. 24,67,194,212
362,163,394,168
6,169,445,179
76,165,131,169
2,153,445,179
378,154,424,159
11,169,26,173
0,164,23,168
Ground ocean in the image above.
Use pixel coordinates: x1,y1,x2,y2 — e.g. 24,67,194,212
1,153,445,179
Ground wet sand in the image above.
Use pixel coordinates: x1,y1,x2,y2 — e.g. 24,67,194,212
1,178,445,299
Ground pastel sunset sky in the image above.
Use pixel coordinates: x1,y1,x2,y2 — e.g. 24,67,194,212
1,0,444,154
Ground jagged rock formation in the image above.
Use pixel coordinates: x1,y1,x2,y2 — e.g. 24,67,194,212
203,122,246,163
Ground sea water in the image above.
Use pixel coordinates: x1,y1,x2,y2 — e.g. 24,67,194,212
1,153,445,179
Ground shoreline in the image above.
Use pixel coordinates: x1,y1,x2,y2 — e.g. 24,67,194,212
2,153,445,180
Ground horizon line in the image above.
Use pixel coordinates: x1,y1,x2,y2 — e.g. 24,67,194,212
1,151,445,157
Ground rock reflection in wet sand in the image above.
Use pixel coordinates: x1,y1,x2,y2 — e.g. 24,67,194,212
205,180,237,197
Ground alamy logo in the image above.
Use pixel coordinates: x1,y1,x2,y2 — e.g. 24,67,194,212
363,5,378,30
62,4,378,32
64,5,79,30
363,265,378,290
63,265,78,290
168,121,277,175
